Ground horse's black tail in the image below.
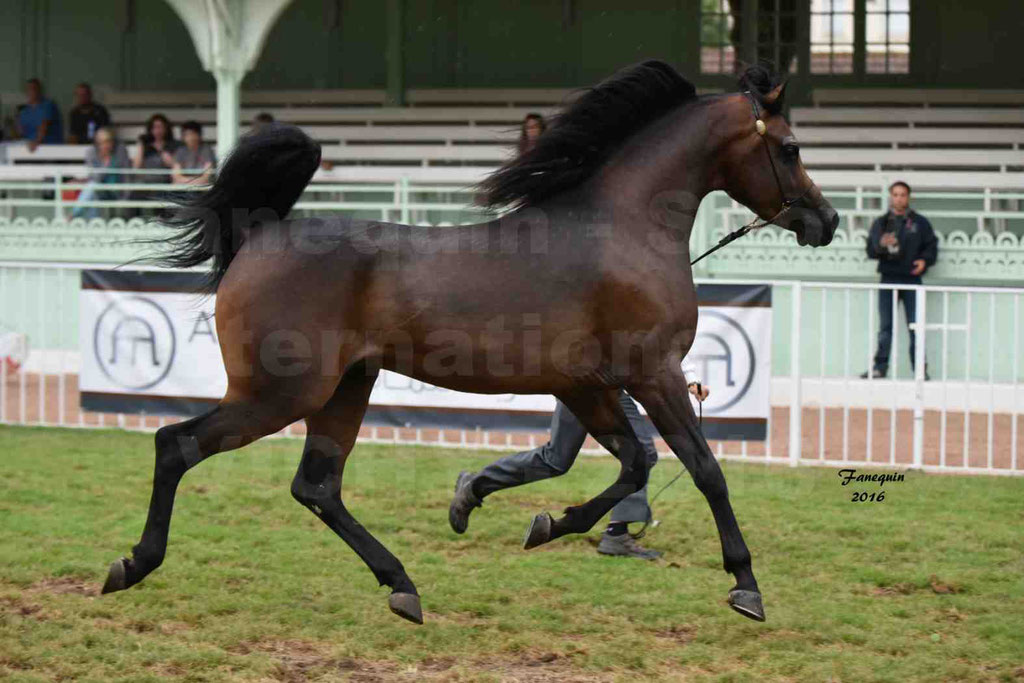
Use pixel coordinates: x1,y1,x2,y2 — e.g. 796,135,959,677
151,123,321,292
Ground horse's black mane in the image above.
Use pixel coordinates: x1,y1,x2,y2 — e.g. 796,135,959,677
737,60,785,114
478,60,781,210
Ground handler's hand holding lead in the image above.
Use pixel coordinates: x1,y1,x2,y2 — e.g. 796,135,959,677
688,382,710,402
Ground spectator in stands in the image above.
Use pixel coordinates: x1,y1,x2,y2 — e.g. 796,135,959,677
15,78,63,150
67,83,110,144
171,120,216,184
73,126,130,219
251,112,275,133
132,113,179,183
250,113,332,171
861,181,938,379
518,113,546,155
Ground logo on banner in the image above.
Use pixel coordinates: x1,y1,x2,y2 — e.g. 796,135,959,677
688,310,757,413
93,296,176,390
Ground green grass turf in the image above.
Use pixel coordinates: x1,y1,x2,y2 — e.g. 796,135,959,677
0,424,1022,682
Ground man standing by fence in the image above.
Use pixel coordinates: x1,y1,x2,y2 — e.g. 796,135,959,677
862,181,938,379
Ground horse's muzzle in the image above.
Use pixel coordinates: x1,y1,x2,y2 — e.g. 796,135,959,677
793,206,838,247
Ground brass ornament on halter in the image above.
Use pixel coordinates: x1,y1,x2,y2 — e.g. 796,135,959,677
755,119,767,136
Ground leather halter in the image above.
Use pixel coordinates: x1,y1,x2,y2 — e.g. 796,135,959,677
689,91,813,266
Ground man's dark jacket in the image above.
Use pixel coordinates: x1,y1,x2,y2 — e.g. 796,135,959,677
866,209,938,277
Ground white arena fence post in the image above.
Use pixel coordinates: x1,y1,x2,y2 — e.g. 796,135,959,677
788,280,802,467
912,287,927,469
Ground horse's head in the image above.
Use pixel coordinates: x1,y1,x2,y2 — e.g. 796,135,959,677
716,73,838,248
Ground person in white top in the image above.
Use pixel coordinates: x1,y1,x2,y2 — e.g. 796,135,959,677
450,361,708,559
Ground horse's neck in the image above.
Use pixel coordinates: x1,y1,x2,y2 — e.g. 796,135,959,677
588,104,714,250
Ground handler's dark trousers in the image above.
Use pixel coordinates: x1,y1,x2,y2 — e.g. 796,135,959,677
471,390,658,523
873,274,921,374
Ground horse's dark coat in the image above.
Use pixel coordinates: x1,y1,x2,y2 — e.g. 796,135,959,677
105,61,837,623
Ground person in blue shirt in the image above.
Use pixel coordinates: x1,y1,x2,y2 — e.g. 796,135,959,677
16,78,63,150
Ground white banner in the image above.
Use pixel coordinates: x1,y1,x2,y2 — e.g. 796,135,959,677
80,272,770,438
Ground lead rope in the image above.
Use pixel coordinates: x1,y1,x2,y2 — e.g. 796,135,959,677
630,385,702,542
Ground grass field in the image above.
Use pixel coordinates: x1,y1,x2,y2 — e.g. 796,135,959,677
1,425,1022,682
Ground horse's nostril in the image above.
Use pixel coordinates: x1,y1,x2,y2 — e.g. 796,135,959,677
827,209,839,231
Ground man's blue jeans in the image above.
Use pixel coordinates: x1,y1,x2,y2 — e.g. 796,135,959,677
470,390,658,523
873,274,921,374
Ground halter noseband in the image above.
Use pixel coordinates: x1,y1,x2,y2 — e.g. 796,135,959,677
689,91,813,267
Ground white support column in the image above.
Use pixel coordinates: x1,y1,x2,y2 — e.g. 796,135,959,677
164,0,294,160
215,68,244,162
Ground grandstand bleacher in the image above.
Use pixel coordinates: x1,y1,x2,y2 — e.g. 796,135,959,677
2,87,1023,191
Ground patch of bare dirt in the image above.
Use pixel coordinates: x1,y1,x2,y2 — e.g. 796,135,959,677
147,662,188,678
870,576,962,598
226,640,622,682
652,624,697,645
0,654,33,671
0,594,59,621
26,576,98,597
872,583,917,596
230,638,394,683
929,575,961,594
158,620,193,635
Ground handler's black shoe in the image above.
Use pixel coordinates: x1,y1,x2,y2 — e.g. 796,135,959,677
859,368,886,379
597,532,662,560
449,470,482,534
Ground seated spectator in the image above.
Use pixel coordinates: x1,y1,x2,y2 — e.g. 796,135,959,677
249,113,333,171
251,112,275,133
132,113,179,184
73,126,130,219
67,83,111,144
16,78,63,150
171,120,216,184
518,113,546,155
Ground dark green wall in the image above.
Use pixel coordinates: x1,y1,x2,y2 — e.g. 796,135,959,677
915,2,1023,88
401,0,695,88
245,1,387,89
1,0,1022,120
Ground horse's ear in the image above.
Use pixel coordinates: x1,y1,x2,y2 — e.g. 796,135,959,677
762,80,788,114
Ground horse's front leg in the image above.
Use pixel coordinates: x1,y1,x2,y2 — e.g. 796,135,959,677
630,367,765,622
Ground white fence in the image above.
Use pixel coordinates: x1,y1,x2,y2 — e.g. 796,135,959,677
0,262,1021,476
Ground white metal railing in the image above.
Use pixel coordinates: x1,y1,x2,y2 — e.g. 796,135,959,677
0,261,1020,476
0,172,490,224
777,279,1022,474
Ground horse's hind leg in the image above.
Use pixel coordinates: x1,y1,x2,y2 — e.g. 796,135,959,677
523,388,650,549
102,397,315,595
289,366,422,624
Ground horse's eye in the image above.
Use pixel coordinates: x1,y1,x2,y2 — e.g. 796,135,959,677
782,144,800,160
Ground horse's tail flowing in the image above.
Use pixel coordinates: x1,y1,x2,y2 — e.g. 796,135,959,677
152,123,321,292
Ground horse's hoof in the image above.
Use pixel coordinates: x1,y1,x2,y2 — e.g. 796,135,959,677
388,592,423,625
523,512,553,550
101,558,129,595
728,589,766,622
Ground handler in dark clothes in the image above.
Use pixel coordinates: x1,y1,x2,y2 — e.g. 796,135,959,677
450,363,708,559
861,181,938,379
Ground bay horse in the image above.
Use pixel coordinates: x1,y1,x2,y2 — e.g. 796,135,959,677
101,61,837,625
